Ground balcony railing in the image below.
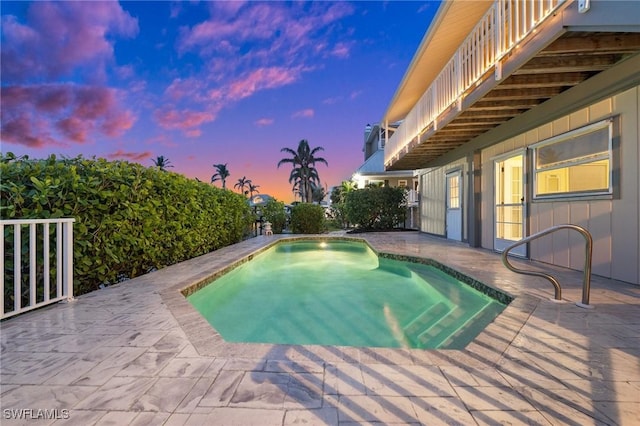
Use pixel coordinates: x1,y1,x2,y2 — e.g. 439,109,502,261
406,189,419,204
2,218,75,319
385,0,566,168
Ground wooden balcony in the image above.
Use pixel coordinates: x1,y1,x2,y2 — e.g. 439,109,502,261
385,0,640,170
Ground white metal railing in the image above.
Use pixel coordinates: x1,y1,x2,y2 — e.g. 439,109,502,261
1,218,75,319
406,189,419,204
385,0,567,167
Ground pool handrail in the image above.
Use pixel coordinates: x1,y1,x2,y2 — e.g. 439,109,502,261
501,224,593,309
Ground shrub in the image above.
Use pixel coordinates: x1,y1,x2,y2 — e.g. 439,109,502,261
344,186,406,230
261,199,287,234
1,153,253,301
289,203,326,234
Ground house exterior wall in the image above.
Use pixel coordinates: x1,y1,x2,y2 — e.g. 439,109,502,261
419,158,468,238
418,85,639,284
479,86,639,284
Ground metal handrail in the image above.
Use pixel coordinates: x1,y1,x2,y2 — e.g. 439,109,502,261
501,224,593,308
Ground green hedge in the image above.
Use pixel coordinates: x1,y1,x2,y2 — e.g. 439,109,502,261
290,203,326,234
1,154,253,299
261,199,287,234
344,186,406,230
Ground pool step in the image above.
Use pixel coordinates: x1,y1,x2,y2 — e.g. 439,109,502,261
414,306,468,348
403,302,451,341
376,258,413,278
438,302,504,349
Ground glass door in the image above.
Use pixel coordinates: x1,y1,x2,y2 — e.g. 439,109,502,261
494,153,526,256
446,170,462,241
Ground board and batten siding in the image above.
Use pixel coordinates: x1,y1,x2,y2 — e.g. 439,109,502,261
419,159,469,238
480,86,640,285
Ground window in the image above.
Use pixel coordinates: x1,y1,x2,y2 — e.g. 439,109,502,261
398,180,407,188
533,120,612,198
447,174,460,209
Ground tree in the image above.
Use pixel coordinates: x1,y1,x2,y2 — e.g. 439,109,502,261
311,182,327,203
211,163,230,189
344,186,407,230
248,183,260,197
234,176,252,197
151,155,173,171
277,139,328,203
330,180,357,228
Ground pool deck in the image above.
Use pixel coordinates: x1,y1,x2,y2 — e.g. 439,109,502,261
1,232,638,425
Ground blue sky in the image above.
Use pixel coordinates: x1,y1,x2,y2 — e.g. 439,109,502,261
1,1,439,202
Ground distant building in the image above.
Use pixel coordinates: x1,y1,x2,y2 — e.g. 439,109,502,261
352,123,419,228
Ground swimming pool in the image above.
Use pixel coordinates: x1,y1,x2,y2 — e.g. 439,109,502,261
187,239,509,349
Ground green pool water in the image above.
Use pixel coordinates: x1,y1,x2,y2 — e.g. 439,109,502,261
187,240,507,349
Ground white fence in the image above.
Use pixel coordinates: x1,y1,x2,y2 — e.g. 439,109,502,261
385,0,566,167
1,218,75,319
406,189,419,204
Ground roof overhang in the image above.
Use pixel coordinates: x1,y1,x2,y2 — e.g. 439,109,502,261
384,0,640,170
383,0,493,124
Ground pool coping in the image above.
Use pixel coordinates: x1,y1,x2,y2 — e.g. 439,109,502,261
159,235,537,367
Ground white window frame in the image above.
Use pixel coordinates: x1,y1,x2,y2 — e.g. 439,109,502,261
532,119,613,199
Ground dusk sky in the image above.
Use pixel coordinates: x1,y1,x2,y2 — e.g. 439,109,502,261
1,1,439,202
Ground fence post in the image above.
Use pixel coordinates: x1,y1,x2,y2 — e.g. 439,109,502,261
63,220,75,301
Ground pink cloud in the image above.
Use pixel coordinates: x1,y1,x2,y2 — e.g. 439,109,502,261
144,134,178,149
177,2,354,83
179,3,287,53
154,108,217,135
330,42,351,58
164,2,354,136
227,67,300,101
186,129,202,138
1,84,136,148
323,96,342,105
255,118,274,127
0,113,58,148
292,109,315,119
1,1,138,83
107,150,152,162
165,78,207,102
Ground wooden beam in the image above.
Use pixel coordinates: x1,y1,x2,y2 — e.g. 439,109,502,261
447,118,506,126
483,87,563,100
458,109,525,119
469,99,543,110
500,72,589,88
540,33,640,56
513,54,620,75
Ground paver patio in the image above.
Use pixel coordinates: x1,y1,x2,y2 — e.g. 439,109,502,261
1,232,638,425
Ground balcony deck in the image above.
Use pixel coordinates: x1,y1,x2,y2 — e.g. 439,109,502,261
385,0,640,170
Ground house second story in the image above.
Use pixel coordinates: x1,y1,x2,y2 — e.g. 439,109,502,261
353,122,418,204
382,0,640,171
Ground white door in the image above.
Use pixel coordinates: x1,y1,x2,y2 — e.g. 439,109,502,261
446,170,462,241
494,153,526,256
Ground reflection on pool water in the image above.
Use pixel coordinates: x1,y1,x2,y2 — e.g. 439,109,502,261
187,240,508,349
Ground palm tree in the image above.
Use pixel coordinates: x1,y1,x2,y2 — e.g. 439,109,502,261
234,176,252,197
331,180,358,203
248,183,260,197
211,163,230,189
277,139,328,203
311,183,327,203
151,155,173,171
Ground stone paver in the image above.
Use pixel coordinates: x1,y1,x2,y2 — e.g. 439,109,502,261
1,232,638,425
